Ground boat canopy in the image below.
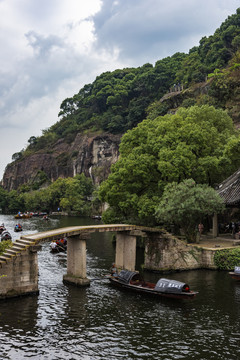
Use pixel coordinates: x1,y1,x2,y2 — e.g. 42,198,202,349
118,270,141,284
154,278,189,293
234,266,240,274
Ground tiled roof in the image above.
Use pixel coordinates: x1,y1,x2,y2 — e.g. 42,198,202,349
217,169,240,206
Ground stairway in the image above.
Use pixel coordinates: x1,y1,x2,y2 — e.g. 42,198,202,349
0,238,36,265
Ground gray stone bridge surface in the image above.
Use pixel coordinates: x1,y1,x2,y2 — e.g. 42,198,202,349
0,224,161,299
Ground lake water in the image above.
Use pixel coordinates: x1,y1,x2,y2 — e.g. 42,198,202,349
0,214,240,360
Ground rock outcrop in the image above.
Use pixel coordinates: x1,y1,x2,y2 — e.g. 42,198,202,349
2,133,121,191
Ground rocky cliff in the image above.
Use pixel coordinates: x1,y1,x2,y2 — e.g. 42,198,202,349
2,133,121,191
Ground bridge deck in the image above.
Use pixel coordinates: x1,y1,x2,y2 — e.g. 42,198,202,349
21,224,162,243
0,224,162,266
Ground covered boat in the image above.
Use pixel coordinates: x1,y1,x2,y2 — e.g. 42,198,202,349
1,230,12,242
109,270,198,299
229,266,240,280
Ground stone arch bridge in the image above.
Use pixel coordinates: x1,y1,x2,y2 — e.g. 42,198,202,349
0,224,161,299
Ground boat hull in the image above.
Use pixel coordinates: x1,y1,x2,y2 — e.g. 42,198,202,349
229,272,240,280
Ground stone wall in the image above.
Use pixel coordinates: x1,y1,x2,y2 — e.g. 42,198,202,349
0,246,40,299
144,233,217,271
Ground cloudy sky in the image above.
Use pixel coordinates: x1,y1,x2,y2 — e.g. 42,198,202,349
0,0,239,180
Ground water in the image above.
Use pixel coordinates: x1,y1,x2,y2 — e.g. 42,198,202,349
0,214,240,360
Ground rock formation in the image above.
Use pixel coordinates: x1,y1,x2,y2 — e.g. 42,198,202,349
2,133,121,191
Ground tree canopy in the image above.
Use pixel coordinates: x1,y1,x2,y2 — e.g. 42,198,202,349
155,179,225,242
99,105,240,226
0,174,94,215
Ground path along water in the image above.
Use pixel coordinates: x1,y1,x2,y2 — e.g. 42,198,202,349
0,214,240,360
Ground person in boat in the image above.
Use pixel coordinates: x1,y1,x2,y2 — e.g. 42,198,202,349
56,238,67,250
15,223,22,230
110,263,118,277
50,241,57,252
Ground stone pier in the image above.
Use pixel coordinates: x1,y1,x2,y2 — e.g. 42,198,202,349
63,233,90,287
115,232,137,271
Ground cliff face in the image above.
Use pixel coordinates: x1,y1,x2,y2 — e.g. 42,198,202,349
2,133,121,191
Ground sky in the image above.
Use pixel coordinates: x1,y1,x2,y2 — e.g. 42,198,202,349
0,0,239,181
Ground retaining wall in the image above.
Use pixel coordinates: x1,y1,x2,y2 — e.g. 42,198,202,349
0,246,40,299
144,234,217,271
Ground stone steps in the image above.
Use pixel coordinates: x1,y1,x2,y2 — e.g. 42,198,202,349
16,239,35,246
0,255,11,262
0,238,37,265
4,248,20,256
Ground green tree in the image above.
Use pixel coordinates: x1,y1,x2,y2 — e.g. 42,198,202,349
6,190,25,213
60,174,93,215
99,105,240,225
0,186,8,212
155,179,225,242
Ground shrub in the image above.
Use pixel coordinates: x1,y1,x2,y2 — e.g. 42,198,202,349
0,240,12,255
214,248,240,270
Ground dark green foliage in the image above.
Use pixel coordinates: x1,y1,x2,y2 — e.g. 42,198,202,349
214,248,240,270
12,150,24,161
1,174,95,215
99,105,239,226
6,190,25,213
21,174,94,214
0,186,8,212
181,98,197,108
155,179,225,242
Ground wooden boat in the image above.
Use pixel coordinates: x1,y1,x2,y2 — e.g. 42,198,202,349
14,224,23,232
50,238,67,253
229,266,240,280
1,230,12,242
15,213,32,219
109,270,198,299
